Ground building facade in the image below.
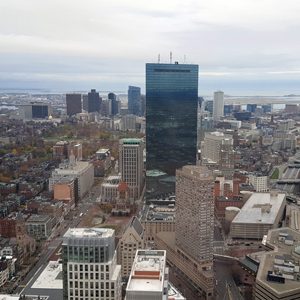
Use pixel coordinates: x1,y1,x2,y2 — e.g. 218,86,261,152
176,165,214,265
128,86,141,116
213,91,224,121
62,228,121,300
66,94,82,116
87,89,101,113
146,62,198,197
119,139,144,200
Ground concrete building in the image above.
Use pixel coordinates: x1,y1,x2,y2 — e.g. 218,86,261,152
141,203,175,242
213,91,224,121
19,101,52,120
201,132,234,168
230,192,286,239
66,94,82,116
100,175,121,202
255,227,300,300
25,214,52,240
49,160,94,199
0,256,16,288
176,165,214,265
53,176,76,207
62,228,121,300
119,139,144,200
125,250,168,300
248,174,268,192
94,148,111,177
117,217,145,278
121,115,137,132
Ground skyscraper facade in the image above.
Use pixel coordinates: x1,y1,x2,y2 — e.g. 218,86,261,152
175,165,214,264
62,228,121,300
88,89,101,113
108,92,119,116
213,90,224,121
128,86,141,116
119,138,144,200
146,63,198,197
66,94,82,116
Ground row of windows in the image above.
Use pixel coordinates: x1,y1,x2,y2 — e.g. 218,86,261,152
69,281,114,290
69,264,109,272
69,272,109,280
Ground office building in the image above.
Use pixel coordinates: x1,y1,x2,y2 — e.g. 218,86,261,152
62,228,121,300
66,94,82,116
213,91,224,121
119,139,144,200
19,102,52,120
82,95,88,111
87,89,101,113
49,159,94,199
146,63,198,197
255,227,300,300
176,165,214,264
230,192,286,239
246,104,257,113
117,217,144,278
121,114,137,131
108,92,119,116
248,174,268,192
128,86,141,116
25,215,52,240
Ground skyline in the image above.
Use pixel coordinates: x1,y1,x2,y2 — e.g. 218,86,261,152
1,0,300,94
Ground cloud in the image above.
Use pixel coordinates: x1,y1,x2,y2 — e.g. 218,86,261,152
0,0,300,93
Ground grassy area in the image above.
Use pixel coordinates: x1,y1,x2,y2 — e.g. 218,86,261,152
271,168,279,179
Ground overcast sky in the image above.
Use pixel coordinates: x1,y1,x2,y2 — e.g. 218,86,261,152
0,0,300,95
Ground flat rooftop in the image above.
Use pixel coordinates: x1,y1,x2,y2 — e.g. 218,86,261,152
64,228,114,239
126,250,166,293
232,192,286,224
256,228,300,296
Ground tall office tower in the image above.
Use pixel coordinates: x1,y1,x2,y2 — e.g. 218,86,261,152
87,89,101,113
146,63,198,197
176,165,214,264
82,95,88,111
128,86,141,116
125,250,168,300
62,228,121,300
246,104,257,113
108,92,119,116
213,90,224,121
66,94,82,116
119,139,144,200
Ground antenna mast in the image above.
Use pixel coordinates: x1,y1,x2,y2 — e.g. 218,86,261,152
170,51,172,64
158,54,160,63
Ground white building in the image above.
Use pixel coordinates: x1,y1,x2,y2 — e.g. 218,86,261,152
100,175,121,202
62,228,121,300
125,250,168,300
121,114,137,131
213,91,224,121
49,159,94,199
230,192,286,239
119,139,144,200
248,174,268,192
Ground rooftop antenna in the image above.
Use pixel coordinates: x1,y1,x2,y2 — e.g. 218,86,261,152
170,51,172,64
184,54,186,64
158,54,160,64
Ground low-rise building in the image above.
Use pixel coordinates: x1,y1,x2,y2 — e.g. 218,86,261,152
100,176,120,202
255,227,300,300
248,174,269,192
25,214,52,240
0,256,16,287
230,192,286,239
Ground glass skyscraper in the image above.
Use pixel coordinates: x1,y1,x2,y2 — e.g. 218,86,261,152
146,62,199,198
128,86,141,115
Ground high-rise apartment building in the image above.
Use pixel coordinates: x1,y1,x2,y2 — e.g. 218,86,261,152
176,165,214,264
87,89,101,113
62,228,121,300
213,91,224,121
66,94,82,116
119,139,144,200
146,62,198,197
128,86,141,116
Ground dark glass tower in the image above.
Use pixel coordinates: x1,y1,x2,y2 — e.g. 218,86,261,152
66,93,82,116
108,92,119,116
88,89,101,113
146,63,198,198
128,86,141,115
